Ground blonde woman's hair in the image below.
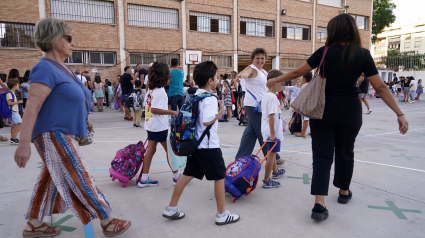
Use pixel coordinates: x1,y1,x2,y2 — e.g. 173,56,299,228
35,18,73,52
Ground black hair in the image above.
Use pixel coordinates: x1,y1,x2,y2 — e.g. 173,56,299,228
148,62,170,90
8,68,20,79
171,58,179,67
23,76,29,83
193,61,217,88
24,70,31,77
223,74,228,80
326,14,362,73
303,72,313,82
124,66,131,72
135,80,142,88
0,74,6,82
95,75,101,84
107,81,112,86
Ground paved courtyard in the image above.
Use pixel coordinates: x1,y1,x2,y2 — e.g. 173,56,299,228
1,99,424,238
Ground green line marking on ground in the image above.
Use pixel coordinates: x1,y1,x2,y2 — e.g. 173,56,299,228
220,144,229,148
45,215,76,232
37,162,42,168
391,154,420,161
287,173,311,184
368,201,422,220
375,128,383,131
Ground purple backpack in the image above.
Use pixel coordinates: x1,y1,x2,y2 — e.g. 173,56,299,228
109,140,148,187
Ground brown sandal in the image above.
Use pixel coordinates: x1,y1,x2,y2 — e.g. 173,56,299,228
22,222,61,237
0,135,7,141
101,218,131,237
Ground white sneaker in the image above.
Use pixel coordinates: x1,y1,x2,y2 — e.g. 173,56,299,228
409,100,415,103
367,109,372,114
215,210,240,225
162,207,185,220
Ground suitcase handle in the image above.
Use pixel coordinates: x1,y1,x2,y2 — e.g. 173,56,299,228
257,139,279,165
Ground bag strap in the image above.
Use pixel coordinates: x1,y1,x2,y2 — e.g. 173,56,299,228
5,91,17,112
317,46,329,77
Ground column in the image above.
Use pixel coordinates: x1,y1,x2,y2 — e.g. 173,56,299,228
118,0,126,74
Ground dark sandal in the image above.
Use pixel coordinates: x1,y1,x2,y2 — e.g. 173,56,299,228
101,218,132,237
22,222,61,237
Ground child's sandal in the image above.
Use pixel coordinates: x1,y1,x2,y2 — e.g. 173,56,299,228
22,222,61,237
101,218,131,237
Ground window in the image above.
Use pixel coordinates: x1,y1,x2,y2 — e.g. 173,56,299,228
240,17,274,37
317,27,327,42
64,51,116,65
282,23,310,40
189,12,230,34
129,52,180,66
415,38,422,48
202,55,231,67
351,15,368,30
282,59,305,69
128,4,178,29
404,42,411,49
50,0,115,24
0,22,35,48
318,0,341,7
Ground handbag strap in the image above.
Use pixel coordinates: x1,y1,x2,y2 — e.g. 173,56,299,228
317,46,329,77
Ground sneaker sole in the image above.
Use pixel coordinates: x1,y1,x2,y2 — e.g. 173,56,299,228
162,213,185,220
337,197,351,204
137,183,159,188
311,211,329,221
262,185,280,189
215,216,240,226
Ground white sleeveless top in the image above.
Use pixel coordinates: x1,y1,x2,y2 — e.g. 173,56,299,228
243,64,268,107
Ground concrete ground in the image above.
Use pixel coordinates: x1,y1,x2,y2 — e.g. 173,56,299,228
1,98,424,238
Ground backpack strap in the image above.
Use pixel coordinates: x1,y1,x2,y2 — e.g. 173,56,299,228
191,93,217,147
5,91,19,113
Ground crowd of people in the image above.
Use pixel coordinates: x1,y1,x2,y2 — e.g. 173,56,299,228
1,14,411,237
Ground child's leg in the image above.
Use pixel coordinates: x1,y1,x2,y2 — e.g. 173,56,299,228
227,107,232,121
160,141,178,174
214,179,225,214
142,140,157,174
263,152,276,182
168,175,193,207
101,97,104,110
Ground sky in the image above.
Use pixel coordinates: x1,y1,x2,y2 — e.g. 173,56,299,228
392,0,425,25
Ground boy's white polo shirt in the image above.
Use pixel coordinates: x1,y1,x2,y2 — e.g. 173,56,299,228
195,89,220,149
261,92,284,142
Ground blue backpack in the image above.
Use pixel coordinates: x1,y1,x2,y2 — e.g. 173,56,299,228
0,91,16,119
170,92,217,156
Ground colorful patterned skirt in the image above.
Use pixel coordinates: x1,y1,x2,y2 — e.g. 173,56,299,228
26,131,112,224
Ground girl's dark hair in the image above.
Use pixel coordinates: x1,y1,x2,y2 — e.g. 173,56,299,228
23,76,29,83
95,75,101,84
326,14,362,73
223,80,230,86
8,68,20,79
24,70,31,77
223,74,228,80
107,81,112,86
0,74,6,82
148,62,170,90
250,48,267,60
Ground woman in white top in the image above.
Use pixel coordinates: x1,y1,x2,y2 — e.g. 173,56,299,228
234,48,282,161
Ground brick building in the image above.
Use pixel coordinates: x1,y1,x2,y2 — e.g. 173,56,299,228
0,0,373,82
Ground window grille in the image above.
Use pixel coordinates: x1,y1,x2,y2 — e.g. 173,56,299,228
240,17,274,37
281,58,306,69
317,27,327,42
65,51,85,64
0,22,35,48
189,12,230,34
65,51,116,65
282,23,310,40
404,42,411,49
128,4,179,29
415,39,421,48
318,0,342,7
129,52,180,66
50,0,115,24
202,55,231,67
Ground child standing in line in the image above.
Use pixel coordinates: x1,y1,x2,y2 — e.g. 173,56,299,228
296,72,313,138
222,80,232,122
19,76,30,109
261,70,286,188
107,81,114,108
162,61,240,225
132,80,143,128
6,79,23,144
138,62,180,188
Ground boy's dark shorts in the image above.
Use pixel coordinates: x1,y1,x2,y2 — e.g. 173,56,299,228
183,148,226,181
147,130,168,142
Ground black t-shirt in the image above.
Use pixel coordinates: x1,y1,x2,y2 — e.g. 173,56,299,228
85,75,92,90
138,68,148,89
393,77,398,83
404,80,410,88
120,73,134,95
400,79,405,86
359,77,369,94
307,45,378,96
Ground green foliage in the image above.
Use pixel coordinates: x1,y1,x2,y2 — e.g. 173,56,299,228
372,0,396,44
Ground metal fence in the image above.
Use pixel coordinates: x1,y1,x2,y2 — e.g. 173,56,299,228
374,54,425,71
0,22,35,48
50,0,115,24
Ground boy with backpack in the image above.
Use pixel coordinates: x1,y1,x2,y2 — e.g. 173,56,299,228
132,80,143,127
5,79,23,144
261,70,286,188
162,61,240,225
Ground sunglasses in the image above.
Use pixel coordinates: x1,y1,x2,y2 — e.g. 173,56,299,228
63,35,73,43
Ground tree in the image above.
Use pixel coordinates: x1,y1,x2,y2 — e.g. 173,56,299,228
372,0,396,44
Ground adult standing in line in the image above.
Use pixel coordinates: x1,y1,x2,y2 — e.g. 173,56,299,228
408,76,417,103
392,73,398,84
357,73,372,114
234,48,282,162
267,14,408,221
74,69,87,87
103,79,109,108
82,70,92,91
136,63,148,102
13,18,131,237
168,58,185,111
120,66,135,120
230,71,239,117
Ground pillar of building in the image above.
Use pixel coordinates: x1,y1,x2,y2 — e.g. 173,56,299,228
233,0,238,72
118,0,126,74
38,0,46,19
182,0,188,79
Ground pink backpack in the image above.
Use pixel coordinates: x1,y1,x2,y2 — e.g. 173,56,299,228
109,140,148,187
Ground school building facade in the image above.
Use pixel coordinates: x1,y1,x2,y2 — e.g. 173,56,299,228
0,0,373,81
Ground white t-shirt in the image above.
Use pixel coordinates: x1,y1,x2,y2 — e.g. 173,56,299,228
76,75,87,84
244,64,268,107
144,87,169,132
261,92,284,142
144,75,149,87
410,80,417,91
195,89,220,149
